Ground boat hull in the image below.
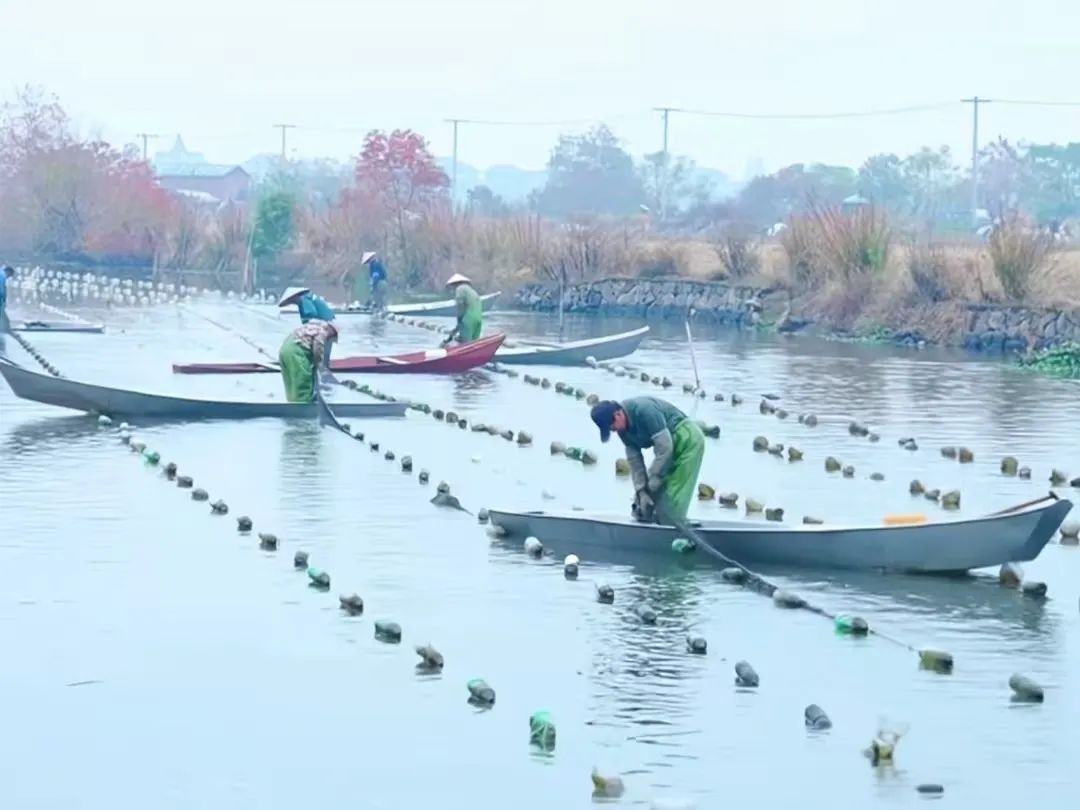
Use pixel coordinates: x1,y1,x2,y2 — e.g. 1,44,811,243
494,326,649,366
486,498,1071,573
172,333,505,375
284,291,502,317
385,291,500,317
0,358,407,420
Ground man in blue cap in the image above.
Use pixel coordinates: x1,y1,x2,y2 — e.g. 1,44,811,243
591,396,705,524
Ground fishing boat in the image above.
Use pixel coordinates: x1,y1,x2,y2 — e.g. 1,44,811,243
11,320,105,334
384,291,501,317
281,291,503,317
486,495,1072,573
494,326,649,366
172,333,506,375
0,356,407,420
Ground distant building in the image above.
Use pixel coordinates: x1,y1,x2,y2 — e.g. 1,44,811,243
154,135,251,204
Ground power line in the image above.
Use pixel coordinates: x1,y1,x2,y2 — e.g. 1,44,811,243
990,99,1080,108
666,101,958,120
442,112,646,127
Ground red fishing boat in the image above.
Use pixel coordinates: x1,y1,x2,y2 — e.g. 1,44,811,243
173,333,506,375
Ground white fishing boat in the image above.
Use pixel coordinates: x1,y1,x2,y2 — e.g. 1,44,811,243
486,495,1071,573
493,326,649,366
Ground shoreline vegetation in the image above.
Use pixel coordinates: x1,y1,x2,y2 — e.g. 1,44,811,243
4,85,1080,375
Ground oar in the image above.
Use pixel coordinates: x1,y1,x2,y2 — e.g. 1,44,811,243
685,308,701,392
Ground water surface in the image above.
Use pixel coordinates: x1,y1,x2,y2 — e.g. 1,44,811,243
1,298,1077,809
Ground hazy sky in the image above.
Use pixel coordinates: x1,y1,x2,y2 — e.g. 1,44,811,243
3,0,1080,177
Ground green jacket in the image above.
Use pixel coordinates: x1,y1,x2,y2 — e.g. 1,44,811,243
616,396,689,491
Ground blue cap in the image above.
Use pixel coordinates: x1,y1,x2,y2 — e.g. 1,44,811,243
590,400,621,442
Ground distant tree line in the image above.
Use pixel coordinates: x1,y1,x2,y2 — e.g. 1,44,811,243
3,83,1079,295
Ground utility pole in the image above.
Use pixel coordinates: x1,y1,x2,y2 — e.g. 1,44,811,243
273,124,296,162
653,107,677,156
652,107,679,222
961,97,991,226
445,118,463,206
135,132,158,162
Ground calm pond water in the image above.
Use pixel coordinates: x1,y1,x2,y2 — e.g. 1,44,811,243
1,296,1078,809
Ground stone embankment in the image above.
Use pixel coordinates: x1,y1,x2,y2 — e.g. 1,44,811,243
512,278,1080,353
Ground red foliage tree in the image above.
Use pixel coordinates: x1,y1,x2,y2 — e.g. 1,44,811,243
0,85,172,261
83,144,175,261
353,129,448,282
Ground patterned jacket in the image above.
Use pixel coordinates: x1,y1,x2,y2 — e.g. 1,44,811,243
291,319,336,364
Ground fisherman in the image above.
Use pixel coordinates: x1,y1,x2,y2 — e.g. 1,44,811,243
590,396,706,525
441,273,483,346
278,286,337,367
362,252,388,311
0,265,14,332
278,318,339,403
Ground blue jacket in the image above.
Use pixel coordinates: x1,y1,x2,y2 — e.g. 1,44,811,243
368,258,387,284
297,292,335,324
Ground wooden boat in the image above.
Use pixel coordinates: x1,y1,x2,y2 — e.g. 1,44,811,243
486,495,1072,573
384,291,501,317
494,326,649,366
11,320,105,334
172,333,506,375
282,291,502,317
0,356,407,420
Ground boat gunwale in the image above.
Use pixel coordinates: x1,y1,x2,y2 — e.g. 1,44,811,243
278,291,502,316
486,494,1068,536
170,332,505,375
385,290,501,315
0,356,408,417
495,325,649,356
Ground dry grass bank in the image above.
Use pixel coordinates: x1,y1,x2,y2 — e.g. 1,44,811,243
302,208,1080,327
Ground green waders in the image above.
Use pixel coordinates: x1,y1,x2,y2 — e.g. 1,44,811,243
279,337,315,403
459,308,483,342
655,419,706,524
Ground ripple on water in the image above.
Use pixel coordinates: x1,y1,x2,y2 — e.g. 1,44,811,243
0,303,1078,808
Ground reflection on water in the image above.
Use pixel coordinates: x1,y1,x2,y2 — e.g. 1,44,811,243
0,300,1078,809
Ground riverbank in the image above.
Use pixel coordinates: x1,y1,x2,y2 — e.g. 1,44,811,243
511,277,1080,354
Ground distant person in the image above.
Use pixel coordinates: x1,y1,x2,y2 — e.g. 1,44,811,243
362,252,387,311
278,319,338,403
0,265,14,333
277,286,337,367
590,396,705,525
441,273,483,345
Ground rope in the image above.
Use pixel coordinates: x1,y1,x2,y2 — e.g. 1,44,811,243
6,330,64,377
178,304,278,363
670,517,919,654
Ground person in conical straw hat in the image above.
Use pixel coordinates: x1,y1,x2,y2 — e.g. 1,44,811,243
278,319,339,403
361,251,388,311
278,286,337,367
442,273,483,346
